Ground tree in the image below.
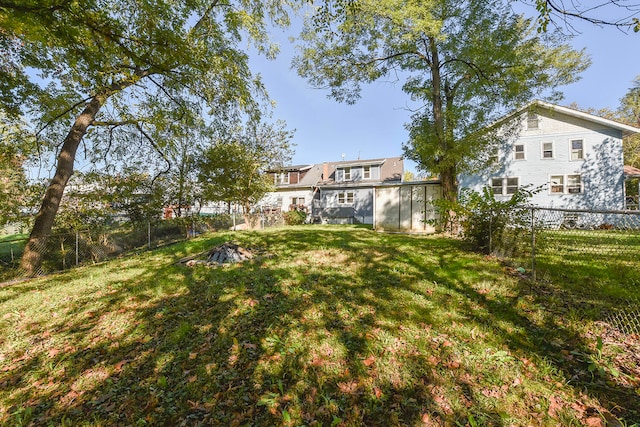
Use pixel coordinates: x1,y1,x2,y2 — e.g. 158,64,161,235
618,76,640,199
0,0,291,275
0,115,36,226
198,120,294,228
525,0,640,32
295,0,588,209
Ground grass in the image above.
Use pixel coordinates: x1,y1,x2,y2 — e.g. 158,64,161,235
0,225,638,426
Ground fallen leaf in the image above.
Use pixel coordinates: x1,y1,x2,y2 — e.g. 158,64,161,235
373,387,382,399
585,417,603,427
189,352,198,360
547,395,564,419
363,355,376,367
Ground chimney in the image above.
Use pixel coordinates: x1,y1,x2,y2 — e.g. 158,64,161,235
322,162,329,182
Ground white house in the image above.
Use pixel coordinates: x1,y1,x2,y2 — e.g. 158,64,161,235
460,101,640,210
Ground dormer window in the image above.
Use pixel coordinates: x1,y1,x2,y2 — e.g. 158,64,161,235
363,165,371,179
275,172,289,185
344,167,351,180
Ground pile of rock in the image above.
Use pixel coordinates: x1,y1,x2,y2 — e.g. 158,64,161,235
183,242,256,267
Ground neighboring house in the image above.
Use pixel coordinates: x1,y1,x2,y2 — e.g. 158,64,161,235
261,157,404,224
460,101,640,210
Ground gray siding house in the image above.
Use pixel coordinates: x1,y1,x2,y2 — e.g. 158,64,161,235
460,101,640,210
261,157,404,224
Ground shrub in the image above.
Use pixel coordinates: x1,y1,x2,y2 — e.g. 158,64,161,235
284,210,307,225
436,186,538,255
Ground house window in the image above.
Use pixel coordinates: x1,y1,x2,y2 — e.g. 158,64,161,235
549,174,582,194
491,178,503,195
343,167,351,181
541,142,554,159
527,113,539,129
363,165,371,179
491,177,519,196
338,192,354,204
275,172,289,185
570,139,584,160
567,175,582,193
550,175,564,193
489,149,499,165
291,197,305,206
514,144,525,160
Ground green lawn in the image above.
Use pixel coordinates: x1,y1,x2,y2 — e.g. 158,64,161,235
0,226,638,426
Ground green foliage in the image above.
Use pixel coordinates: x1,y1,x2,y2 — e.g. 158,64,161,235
439,186,537,254
197,120,294,213
296,0,589,203
283,209,307,225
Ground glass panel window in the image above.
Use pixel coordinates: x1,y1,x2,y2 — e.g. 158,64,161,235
550,175,564,193
571,139,584,160
491,178,504,195
542,142,554,159
506,177,519,194
338,192,354,204
275,172,289,184
343,167,351,180
567,175,582,193
514,144,525,160
363,165,371,179
527,113,539,129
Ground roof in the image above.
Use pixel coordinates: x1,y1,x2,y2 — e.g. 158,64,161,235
624,165,640,178
522,100,640,137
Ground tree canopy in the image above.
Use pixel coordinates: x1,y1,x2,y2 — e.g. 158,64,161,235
0,0,292,274
295,0,589,205
618,75,640,170
526,0,640,32
197,120,294,220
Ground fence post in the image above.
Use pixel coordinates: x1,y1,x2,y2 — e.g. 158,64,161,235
530,207,536,282
489,212,493,254
75,230,79,266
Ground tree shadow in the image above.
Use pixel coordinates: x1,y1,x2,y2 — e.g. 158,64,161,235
0,227,637,426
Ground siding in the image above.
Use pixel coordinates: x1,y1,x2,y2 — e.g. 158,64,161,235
460,110,626,210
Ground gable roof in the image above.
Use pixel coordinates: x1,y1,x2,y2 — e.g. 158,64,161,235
521,100,640,137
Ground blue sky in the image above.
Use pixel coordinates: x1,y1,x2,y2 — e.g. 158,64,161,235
249,10,640,174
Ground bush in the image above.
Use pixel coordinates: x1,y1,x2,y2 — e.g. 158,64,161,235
284,210,307,225
436,186,537,255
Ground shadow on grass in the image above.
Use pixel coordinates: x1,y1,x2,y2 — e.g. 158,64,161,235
0,226,638,426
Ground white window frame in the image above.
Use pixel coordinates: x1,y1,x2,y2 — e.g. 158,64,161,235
363,165,371,179
549,174,583,195
549,175,564,194
567,174,582,194
275,172,289,185
291,197,305,206
342,167,351,181
338,191,354,204
491,177,519,196
570,139,584,161
527,113,539,129
541,141,554,159
514,143,526,161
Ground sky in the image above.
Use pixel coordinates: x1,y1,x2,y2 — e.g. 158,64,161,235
248,6,640,174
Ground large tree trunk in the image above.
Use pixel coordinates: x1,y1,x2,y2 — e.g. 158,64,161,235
20,96,105,276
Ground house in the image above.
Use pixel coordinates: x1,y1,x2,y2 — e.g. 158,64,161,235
459,101,640,210
260,157,404,224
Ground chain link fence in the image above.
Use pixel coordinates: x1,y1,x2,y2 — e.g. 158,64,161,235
1,212,283,283
488,206,640,335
